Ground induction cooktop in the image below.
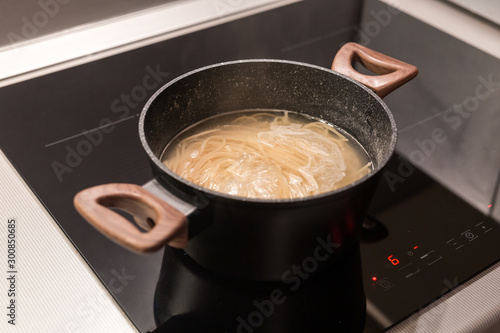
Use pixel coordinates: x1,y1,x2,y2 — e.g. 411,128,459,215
0,0,499,332
147,153,500,333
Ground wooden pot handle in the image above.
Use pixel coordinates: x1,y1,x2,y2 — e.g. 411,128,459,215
332,42,418,98
74,183,188,253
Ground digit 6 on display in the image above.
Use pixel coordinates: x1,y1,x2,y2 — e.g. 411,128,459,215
388,255,399,265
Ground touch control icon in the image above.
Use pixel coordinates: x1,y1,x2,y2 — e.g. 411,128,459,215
446,237,463,250
378,278,394,291
397,263,420,278
461,230,478,242
420,250,442,266
475,221,492,234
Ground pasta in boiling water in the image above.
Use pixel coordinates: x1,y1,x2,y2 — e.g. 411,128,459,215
162,111,372,199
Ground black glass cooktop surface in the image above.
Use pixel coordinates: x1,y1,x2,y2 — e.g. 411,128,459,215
0,0,499,332
148,154,500,333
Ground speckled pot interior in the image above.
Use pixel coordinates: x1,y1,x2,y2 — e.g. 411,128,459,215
141,60,397,185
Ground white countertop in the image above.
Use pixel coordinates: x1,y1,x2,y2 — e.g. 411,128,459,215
0,150,137,332
0,0,300,88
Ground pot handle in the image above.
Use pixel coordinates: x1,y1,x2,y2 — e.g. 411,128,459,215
331,42,418,98
74,183,188,253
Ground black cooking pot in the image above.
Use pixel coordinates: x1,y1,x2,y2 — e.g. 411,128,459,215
74,43,417,281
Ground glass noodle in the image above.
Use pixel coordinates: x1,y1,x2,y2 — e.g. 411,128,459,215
162,110,372,199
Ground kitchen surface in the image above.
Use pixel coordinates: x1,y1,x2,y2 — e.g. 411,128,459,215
0,0,499,332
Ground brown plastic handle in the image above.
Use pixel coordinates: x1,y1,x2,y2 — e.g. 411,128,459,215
332,42,418,98
74,183,188,253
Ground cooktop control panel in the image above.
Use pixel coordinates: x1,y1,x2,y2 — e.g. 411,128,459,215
361,157,500,328
368,217,497,286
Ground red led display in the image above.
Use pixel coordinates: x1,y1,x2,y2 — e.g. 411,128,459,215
387,255,399,265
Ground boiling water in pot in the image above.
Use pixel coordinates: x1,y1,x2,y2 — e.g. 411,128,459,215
161,110,372,199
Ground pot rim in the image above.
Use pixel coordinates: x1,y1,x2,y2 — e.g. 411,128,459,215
139,59,397,204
